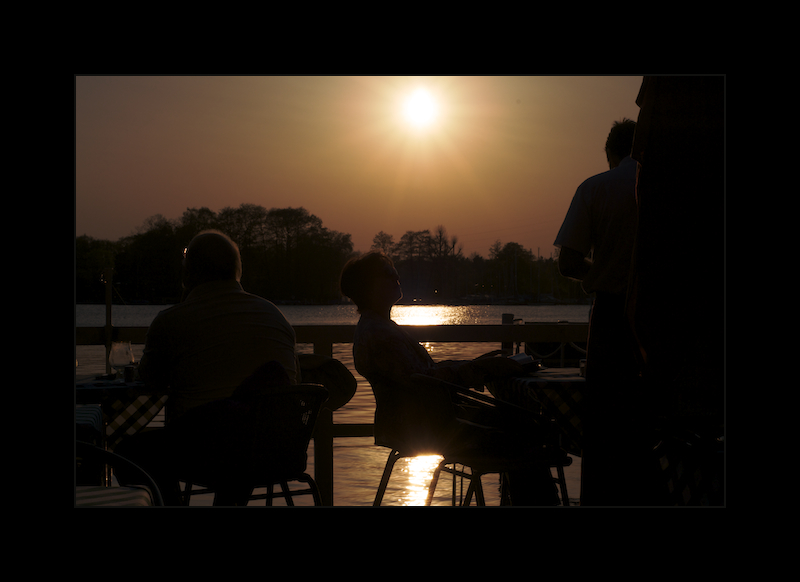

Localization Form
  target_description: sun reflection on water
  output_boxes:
[398,454,445,506]
[390,305,485,359]
[391,305,471,326]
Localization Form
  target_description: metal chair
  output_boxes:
[449,375,574,505]
[374,444,543,506]
[75,440,164,506]
[179,383,329,506]
[76,405,107,485]
[371,374,571,506]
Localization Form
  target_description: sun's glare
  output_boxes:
[403,88,438,129]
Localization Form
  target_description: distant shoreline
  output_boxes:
[76,297,595,308]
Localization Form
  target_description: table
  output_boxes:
[75,377,168,450]
[488,368,585,456]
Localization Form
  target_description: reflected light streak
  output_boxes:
[392,305,447,326]
[390,305,473,358]
[391,305,472,326]
[398,454,445,506]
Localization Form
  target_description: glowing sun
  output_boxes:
[403,88,438,129]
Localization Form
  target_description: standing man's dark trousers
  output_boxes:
[580,292,657,506]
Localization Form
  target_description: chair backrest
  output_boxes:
[298,354,357,411]
[366,373,459,455]
[243,383,329,480]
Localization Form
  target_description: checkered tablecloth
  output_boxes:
[488,369,585,456]
[105,393,169,447]
[76,381,168,448]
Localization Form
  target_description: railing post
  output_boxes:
[313,341,333,358]
[558,320,567,367]
[312,338,334,505]
[501,313,513,353]
[314,408,334,506]
[103,267,114,374]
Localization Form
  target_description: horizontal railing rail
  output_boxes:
[76,323,589,351]
[75,321,589,505]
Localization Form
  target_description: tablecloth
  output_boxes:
[488,368,585,456]
[76,381,168,448]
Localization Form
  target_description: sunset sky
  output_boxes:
[75,75,644,258]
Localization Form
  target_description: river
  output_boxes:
[75,302,590,328]
[75,303,588,506]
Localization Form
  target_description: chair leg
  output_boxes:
[499,473,512,505]
[376,451,493,507]
[213,485,252,506]
[432,463,485,506]
[374,449,402,506]
[279,481,295,506]
[300,474,324,506]
[474,475,485,506]
[556,464,569,506]
[452,463,460,506]
[182,482,193,506]
[428,461,468,506]
[425,459,448,506]
[463,471,485,506]
[243,476,322,506]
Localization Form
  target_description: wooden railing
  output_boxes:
[76,321,589,505]
[75,323,588,356]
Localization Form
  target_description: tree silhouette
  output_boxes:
[75,205,586,305]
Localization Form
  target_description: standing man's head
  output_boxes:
[182,230,242,291]
[605,118,637,169]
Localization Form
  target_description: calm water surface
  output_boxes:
[75,303,589,328]
[76,303,587,506]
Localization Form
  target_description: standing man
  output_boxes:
[554,119,645,505]
[627,76,724,505]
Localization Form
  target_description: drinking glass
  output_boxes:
[108,341,134,378]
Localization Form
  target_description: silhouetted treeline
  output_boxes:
[371,227,584,305]
[75,205,353,304]
[75,204,585,305]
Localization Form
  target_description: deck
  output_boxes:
[76,321,589,506]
